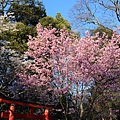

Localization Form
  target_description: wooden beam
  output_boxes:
[0,98,53,110]
[1,112,46,119]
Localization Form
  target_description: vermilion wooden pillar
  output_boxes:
[9,104,15,120]
[44,109,49,120]
[30,107,33,120]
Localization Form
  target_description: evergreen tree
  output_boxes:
[91,25,113,39]
[0,22,37,53]
[8,0,46,26]
[39,13,71,31]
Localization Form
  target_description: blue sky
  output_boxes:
[42,0,76,25]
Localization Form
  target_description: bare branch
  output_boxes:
[85,2,102,26]
[97,0,120,22]
[114,0,120,22]
[69,0,120,32]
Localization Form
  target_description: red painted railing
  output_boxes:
[0,97,53,120]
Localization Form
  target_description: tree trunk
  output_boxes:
[109,107,113,120]
[80,102,83,119]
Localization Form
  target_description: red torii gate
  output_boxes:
[0,96,54,120]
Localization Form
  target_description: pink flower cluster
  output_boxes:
[19,23,120,103]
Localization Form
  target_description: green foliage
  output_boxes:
[0,22,37,53]
[39,16,57,28]
[16,22,25,29]
[39,13,71,31]
[9,0,46,26]
[91,26,113,39]
[55,13,71,30]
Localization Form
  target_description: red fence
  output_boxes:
[0,97,53,120]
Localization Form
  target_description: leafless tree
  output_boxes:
[69,0,120,33]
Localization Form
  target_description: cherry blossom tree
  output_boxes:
[19,24,120,120]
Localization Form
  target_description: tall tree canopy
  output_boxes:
[0,0,12,15]
[0,0,22,15]
[8,0,46,26]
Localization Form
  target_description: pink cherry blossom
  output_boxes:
[18,23,120,119]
